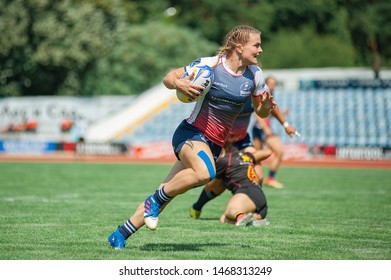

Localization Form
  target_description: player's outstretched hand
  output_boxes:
[285,125,296,138]
[261,91,276,110]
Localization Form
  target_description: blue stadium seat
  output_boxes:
[122,86,391,148]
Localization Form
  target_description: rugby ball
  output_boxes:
[176,65,214,103]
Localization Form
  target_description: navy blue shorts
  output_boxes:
[172,120,222,161]
[252,126,267,142]
[233,133,253,151]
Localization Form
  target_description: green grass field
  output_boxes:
[0,161,390,260]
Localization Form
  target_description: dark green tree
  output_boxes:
[343,0,391,77]
[78,0,171,23]
[168,0,274,44]
[0,0,126,96]
[82,22,218,95]
[168,0,358,68]
[2,0,389,97]
[260,27,356,68]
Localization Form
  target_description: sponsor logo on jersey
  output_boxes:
[247,166,259,183]
[240,82,253,96]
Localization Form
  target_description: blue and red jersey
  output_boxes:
[183,56,267,146]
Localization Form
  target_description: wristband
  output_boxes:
[283,121,290,128]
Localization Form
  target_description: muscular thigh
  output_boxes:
[242,145,255,154]
[205,178,226,195]
[266,135,282,151]
[236,187,267,214]
[161,160,186,185]
[225,193,256,214]
[178,140,216,180]
[253,138,265,150]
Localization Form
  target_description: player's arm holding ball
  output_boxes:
[163,67,203,102]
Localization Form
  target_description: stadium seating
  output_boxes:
[124,101,194,145]
[124,87,391,148]
[2,86,389,149]
[270,87,391,147]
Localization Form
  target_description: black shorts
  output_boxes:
[252,126,267,142]
[235,186,268,218]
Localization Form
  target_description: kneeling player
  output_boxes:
[191,143,271,226]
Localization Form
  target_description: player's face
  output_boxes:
[241,33,262,66]
[266,78,277,93]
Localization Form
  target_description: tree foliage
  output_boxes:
[168,0,275,44]
[343,0,391,77]
[170,0,390,72]
[0,0,389,97]
[261,27,355,69]
[0,0,125,96]
[82,23,218,95]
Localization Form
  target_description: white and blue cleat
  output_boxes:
[144,195,161,230]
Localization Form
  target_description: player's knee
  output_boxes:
[208,169,216,181]
[197,169,215,185]
[265,149,273,158]
[224,209,232,218]
[197,150,216,182]
[275,148,283,158]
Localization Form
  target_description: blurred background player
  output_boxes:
[252,76,298,189]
